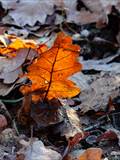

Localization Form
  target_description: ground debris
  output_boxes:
[76,73,120,113]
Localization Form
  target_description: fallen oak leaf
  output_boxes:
[20,32,82,102]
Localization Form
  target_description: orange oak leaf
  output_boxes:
[20,32,82,102]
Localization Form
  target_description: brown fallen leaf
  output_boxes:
[0,77,27,96]
[66,0,120,26]
[77,73,120,113]
[81,0,120,14]
[67,10,103,25]
[80,0,120,26]
[2,0,120,27]
[1,0,55,26]
[0,48,37,83]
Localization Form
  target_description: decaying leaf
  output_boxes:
[0,128,16,144]
[78,0,120,26]
[0,77,27,96]
[0,48,37,83]
[20,32,82,102]
[1,0,55,26]
[31,100,64,128]
[1,0,78,26]
[77,73,120,113]
[70,72,90,91]
[81,0,120,14]
[66,10,103,25]
[57,0,120,26]
[81,52,120,73]
[2,0,120,27]
[61,105,83,139]
[17,139,62,160]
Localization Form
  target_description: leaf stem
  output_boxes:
[0,97,24,103]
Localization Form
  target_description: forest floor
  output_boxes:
[0,1,120,160]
